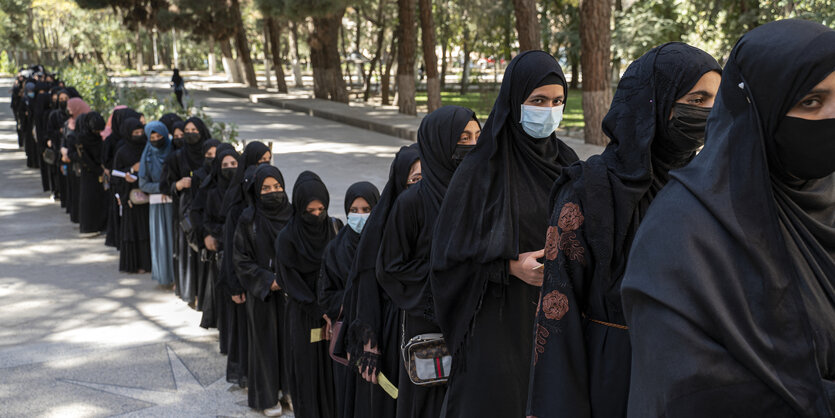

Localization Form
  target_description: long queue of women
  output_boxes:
[9,19,835,418]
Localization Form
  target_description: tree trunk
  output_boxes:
[263,23,273,88]
[309,11,349,103]
[512,0,541,51]
[440,38,448,90]
[135,30,144,74]
[340,23,352,88]
[288,21,304,87]
[208,37,216,75]
[231,0,258,88]
[418,0,441,112]
[220,38,243,83]
[396,0,417,115]
[569,53,580,90]
[382,34,397,106]
[172,28,179,69]
[364,1,388,101]
[460,28,472,94]
[267,17,289,93]
[580,0,612,145]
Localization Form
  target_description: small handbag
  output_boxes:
[42,148,56,165]
[400,315,452,386]
[72,162,83,177]
[329,320,349,366]
[129,189,150,205]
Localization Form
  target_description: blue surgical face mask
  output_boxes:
[520,104,564,139]
[27,92,35,99]
[347,212,370,234]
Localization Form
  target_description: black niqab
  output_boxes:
[622,19,835,417]
[277,171,335,273]
[249,164,293,229]
[183,117,210,170]
[221,141,271,216]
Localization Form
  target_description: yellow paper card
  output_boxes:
[377,372,398,399]
[310,327,325,343]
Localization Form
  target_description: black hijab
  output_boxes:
[344,181,381,215]
[116,117,146,163]
[417,105,478,218]
[183,116,210,170]
[430,50,579,357]
[248,164,293,235]
[221,141,271,216]
[202,143,237,190]
[552,43,720,291]
[78,111,106,159]
[277,171,336,274]
[622,19,835,417]
[159,112,182,133]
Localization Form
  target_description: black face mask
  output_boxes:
[184,132,201,145]
[172,136,184,149]
[130,134,147,144]
[451,144,476,168]
[58,101,67,111]
[261,191,287,208]
[773,116,835,180]
[654,103,711,169]
[204,157,214,170]
[302,211,327,225]
[221,167,236,180]
[150,139,166,149]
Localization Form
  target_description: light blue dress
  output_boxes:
[139,121,175,285]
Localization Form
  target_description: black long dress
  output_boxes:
[429,52,579,418]
[343,144,419,418]
[220,141,271,387]
[63,121,81,224]
[622,20,835,417]
[318,181,380,418]
[203,146,240,348]
[233,165,294,411]
[102,109,142,249]
[112,118,152,273]
[45,105,68,204]
[276,171,341,418]
[191,139,221,314]
[72,112,110,234]
[160,117,210,304]
[33,85,52,191]
[527,43,721,418]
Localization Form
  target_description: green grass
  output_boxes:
[416,88,584,129]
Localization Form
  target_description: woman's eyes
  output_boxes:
[800,97,822,108]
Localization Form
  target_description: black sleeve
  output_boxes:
[233,212,276,301]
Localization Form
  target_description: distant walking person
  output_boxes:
[171,69,185,109]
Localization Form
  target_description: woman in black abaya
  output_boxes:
[317,181,380,418]
[112,117,152,273]
[202,145,240,346]
[377,106,480,418]
[527,43,721,418]
[429,51,579,417]
[103,108,142,249]
[191,138,221,312]
[342,144,420,418]
[276,171,342,418]
[221,141,272,387]
[233,164,294,416]
[73,111,109,234]
[621,20,835,417]
[161,117,209,304]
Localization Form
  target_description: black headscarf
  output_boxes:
[201,143,237,190]
[116,117,146,163]
[277,171,336,275]
[159,112,183,133]
[183,117,210,170]
[78,111,106,163]
[622,19,835,417]
[417,105,478,217]
[344,181,381,215]
[221,141,271,216]
[248,164,293,233]
[430,50,579,357]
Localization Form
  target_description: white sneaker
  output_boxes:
[264,403,283,417]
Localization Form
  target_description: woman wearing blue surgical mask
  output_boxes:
[317,181,380,417]
[429,51,579,418]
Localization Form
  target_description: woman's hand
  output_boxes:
[270,280,280,291]
[322,315,332,341]
[131,162,140,173]
[360,342,381,384]
[231,293,246,304]
[509,249,545,287]
[204,235,218,251]
[176,177,192,191]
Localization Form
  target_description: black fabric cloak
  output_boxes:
[317,181,380,418]
[276,171,341,418]
[429,50,579,418]
[527,43,721,418]
[112,117,152,273]
[220,141,271,387]
[621,19,835,417]
[74,111,108,233]
[377,106,475,418]
[103,108,142,248]
[342,144,419,418]
[233,164,294,410]
[192,138,221,313]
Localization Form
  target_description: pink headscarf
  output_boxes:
[67,98,91,131]
[101,105,127,139]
